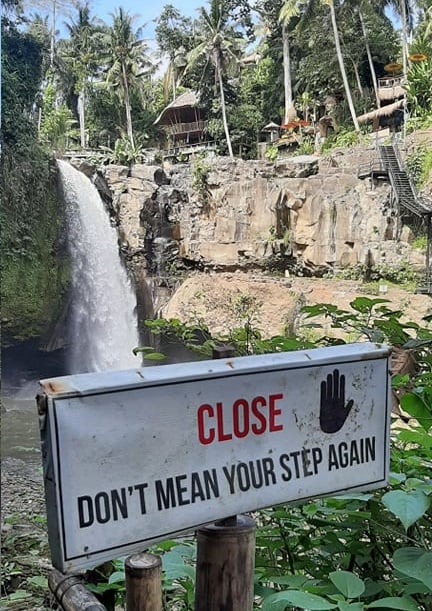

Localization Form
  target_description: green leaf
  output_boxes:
[400,393,431,431]
[333,494,372,502]
[367,596,419,610]
[8,590,33,600]
[330,571,365,598]
[393,547,432,590]
[337,603,365,611]
[397,429,432,448]
[133,346,167,360]
[142,352,167,361]
[27,575,48,589]
[108,571,126,584]
[262,590,337,610]
[350,297,389,313]
[267,575,310,587]
[133,345,157,354]
[382,490,430,529]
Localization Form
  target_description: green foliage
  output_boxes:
[406,146,432,188]
[1,142,68,342]
[321,129,361,153]
[328,262,418,289]
[1,19,44,146]
[295,136,315,156]
[405,58,432,119]
[89,296,432,609]
[109,137,148,165]
[192,154,212,196]
[1,511,52,608]
[39,81,78,150]
[265,145,279,162]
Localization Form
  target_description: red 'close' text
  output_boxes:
[197,394,284,445]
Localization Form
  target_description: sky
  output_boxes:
[25,0,204,42]
[91,0,202,39]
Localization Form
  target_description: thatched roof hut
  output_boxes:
[154,91,200,127]
[154,91,207,150]
[357,99,404,125]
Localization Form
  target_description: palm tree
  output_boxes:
[279,0,301,123]
[356,1,381,106]
[323,0,360,131]
[155,5,192,101]
[102,8,151,147]
[280,0,359,131]
[186,0,243,158]
[62,3,100,148]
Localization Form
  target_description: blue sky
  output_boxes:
[51,0,205,41]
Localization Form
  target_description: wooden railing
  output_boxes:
[378,75,406,89]
[168,120,207,135]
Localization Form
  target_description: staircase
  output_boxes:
[368,143,432,293]
[378,144,431,217]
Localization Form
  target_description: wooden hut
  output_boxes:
[154,91,208,153]
[357,99,405,131]
[357,63,406,132]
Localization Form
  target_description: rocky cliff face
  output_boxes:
[101,145,423,290]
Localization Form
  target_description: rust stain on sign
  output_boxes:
[40,380,69,395]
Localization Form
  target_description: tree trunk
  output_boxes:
[50,0,56,68]
[217,62,234,159]
[122,61,134,147]
[282,24,294,124]
[400,0,408,75]
[328,0,360,132]
[358,6,380,107]
[352,59,363,97]
[78,89,86,149]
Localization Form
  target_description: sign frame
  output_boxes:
[38,342,392,572]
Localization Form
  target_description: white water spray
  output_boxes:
[58,160,140,373]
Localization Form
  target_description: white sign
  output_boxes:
[39,343,391,572]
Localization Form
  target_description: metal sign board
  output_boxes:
[38,343,391,572]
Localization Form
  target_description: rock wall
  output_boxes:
[100,146,423,287]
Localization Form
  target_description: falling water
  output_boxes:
[58,160,140,373]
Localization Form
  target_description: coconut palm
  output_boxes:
[278,0,301,123]
[101,8,152,147]
[280,0,360,131]
[356,1,381,106]
[155,5,192,101]
[324,0,360,131]
[186,0,244,158]
[61,3,101,148]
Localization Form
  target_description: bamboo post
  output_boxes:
[125,552,162,611]
[48,569,107,611]
[194,345,257,611]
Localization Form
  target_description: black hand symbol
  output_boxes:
[320,369,354,434]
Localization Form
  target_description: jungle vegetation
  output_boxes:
[2,0,431,342]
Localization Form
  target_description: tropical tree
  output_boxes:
[324,0,360,131]
[186,0,244,158]
[60,3,101,148]
[280,0,360,131]
[278,0,301,123]
[155,5,192,101]
[101,8,152,147]
[355,1,381,106]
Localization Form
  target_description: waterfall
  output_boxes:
[58,160,140,373]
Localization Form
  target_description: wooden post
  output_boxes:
[194,515,256,611]
[194,345,256,611]
[48,569,107,611]
[125,552,162,611]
